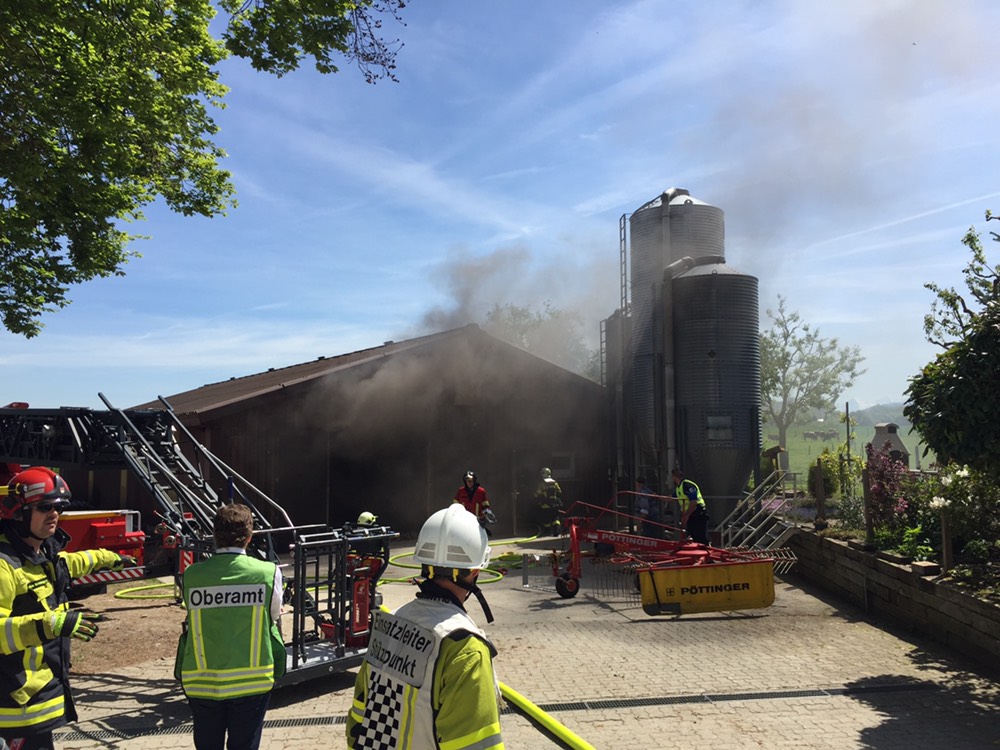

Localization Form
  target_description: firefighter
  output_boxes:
[346,504,503,749]
[0,467,135,749]
[175,503,285,750]
[533,467,563,536]
[452,470,496,533]
[672,468,709,544]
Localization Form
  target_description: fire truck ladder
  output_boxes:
[98,393,295,564]
[0,396,288,564]
[87,395,290,566]
[0,398,399,685]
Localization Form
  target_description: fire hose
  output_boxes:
[499,682,596,750]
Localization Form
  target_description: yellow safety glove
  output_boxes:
[49,611,101,642]
[112,554,139,570]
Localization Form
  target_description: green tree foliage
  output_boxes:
[904,213,1000,477]
[220,0,403,80]
[484,301,599,382]
[760,295,866,447]
[0,0,404,337]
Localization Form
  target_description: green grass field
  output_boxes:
[764,411,931,484]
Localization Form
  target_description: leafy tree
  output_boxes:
[904,213,1000,476]
[760,295,865,447]
[1,0,404,337]
[484,301,599,381]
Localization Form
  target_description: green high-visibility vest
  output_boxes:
[176,552,286,700]
[675,479,706,515]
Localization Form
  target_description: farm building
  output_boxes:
[121,324,610,537]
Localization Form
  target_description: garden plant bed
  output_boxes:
[941,561,1000,606]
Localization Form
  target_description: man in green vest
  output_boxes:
[175,503,286,750]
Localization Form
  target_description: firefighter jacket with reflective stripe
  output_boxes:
[675,479,706,516]
[346,593,504,750]
[0,528,122,735]
[534,478,562,509]
[176,552,286,701]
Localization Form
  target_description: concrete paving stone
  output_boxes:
[51,540,1000,749]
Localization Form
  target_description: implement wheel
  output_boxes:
[555,573,579,599]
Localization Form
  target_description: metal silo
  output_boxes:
[628,189,726,470]
[672,263,760,521]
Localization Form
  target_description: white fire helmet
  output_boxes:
[541,467,552,479]
[413,505,491,571]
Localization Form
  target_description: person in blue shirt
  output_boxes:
[634,476,661,539]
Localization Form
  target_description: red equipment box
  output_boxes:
[59,510,146,565]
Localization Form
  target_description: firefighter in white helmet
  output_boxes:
[0,467,135,749]
[346,504,503,749]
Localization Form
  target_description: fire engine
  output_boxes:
[0,396,397,687]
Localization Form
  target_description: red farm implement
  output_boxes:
[550,499,795,615]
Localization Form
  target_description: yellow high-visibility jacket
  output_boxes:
[0,528,122,735]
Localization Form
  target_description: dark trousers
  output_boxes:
[686,507,710,545]
[0,731,54,750]
[188,692,271,750]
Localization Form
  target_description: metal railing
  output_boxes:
[716,470,802,554]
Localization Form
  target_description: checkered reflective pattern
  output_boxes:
[354,670,404,749]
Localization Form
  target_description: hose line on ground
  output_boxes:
[113,582,178,600]
[388,533,538,571]
[499,682,596,750]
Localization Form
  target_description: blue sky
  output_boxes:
[4,0,1000,411]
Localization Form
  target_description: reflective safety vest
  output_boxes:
[0,530,122,735]
[675,479,706,515]
[347,597,504,749]
[176,552,285,700]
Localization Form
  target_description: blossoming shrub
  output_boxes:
[866,442,912,534]
[918,464,1000,560]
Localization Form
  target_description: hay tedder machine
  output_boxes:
[549,499,796,615]
[0,396,397,687]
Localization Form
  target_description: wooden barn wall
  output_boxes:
[187,335,610,538]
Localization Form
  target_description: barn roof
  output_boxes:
[132,324,598,417]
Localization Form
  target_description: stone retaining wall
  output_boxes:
[786,529,1000,670]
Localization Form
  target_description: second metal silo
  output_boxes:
[672,263,760,522]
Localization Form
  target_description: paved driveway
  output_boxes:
[58,542,1000,749]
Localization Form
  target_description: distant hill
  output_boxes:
[851,402,910,429]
